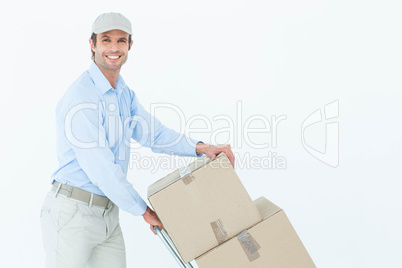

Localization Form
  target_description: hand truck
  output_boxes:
[153,226,194,268]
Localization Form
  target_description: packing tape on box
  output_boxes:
[179,166,196,185]
[179,165,192,178]
[237,230,261,262]
[182,174,196,185]
[210,219,229,244]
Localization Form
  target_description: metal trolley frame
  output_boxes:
[153,226,194,268]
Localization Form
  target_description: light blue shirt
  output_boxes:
[51,62,200,216]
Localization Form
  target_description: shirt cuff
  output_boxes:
[196,141,204,157]
[130,196,148,216]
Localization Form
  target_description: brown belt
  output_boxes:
[52,181,112,208]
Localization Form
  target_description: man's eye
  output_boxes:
[102,39,110,42]
[118,40,127,43]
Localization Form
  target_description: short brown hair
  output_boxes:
[90,32,132,60]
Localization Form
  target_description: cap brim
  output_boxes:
[93,25,132,35]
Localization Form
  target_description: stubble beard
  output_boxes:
[95,53,128,73]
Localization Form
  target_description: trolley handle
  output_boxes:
[153,226,194,268]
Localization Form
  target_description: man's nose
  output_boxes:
[109,42,119,51]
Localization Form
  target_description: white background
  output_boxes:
[1,0,401,267]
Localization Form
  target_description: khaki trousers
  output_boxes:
[40,190,126,268]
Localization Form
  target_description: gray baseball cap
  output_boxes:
[92,12,132,35]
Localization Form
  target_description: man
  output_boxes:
[40,12,234,268]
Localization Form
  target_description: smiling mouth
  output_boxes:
[106,55,121,60]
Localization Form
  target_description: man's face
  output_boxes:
[90,29,132,72]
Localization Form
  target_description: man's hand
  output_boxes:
[142,206,163,235]
[196,143,235,168]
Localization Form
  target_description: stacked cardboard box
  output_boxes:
[148,153,262,263]
[196,197,316,267]
[147,153,315,267]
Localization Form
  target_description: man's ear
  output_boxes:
[129,40,134,51]
[89,38,95,52]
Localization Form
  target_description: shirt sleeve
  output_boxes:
[130,93,202,157]
[63,96,147,216]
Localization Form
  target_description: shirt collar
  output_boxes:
[88,61,126,95]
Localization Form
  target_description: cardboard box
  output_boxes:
[196,197,316,268]
[148,153,262,263]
